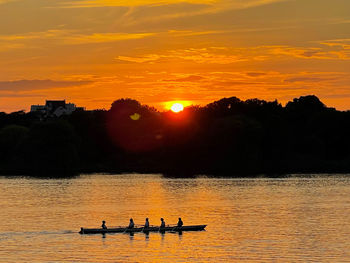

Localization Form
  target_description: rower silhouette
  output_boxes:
[128,218,135,229]
[144,218,150,228]
[160,218,165,228]
[101,220,107,229]
[177,217,183,227]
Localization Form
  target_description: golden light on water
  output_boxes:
[2,175,350,261]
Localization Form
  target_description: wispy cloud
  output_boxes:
[116,47,248,64]
[59,0,291,30]
[321,39,350,48]
[168,29,227,37]
[163,75,205,82]
[64,32,156,44]
[267,45,350,60]
[0,43,25,52]
[57,0,214,8]
[0,29,156,46]
[115,42,350,66]
[0,0,17,4]
[117,54,161,63]
[54,0,287,9]
[0,79,92,91]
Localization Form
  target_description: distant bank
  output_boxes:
[1,95,350,177]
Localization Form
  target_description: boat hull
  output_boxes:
[79,225,206,234]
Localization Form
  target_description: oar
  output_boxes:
[169,225,179,233]
[123,225,133,233]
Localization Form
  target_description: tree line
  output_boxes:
[1,95,350,177]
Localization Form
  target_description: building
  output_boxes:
[30,105,46,113]
[30,100,84,117]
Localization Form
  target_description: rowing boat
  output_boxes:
[79,225,206,234]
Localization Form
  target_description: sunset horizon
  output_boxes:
[2,1,350,261]
[1,93,346,114]
[1,0,350,112]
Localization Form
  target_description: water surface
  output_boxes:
[1,174,350,262]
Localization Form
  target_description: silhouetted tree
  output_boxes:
[1,95,350,177]
[286,95,326,114]
[17,120,80,175]
[0,125,29,164]
[107,99,162,153]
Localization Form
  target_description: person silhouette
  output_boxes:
[160,218,165,228]
[128,218,135,229]
[177,217,183,227]
[144,218,150,228]
[101,220,107,229]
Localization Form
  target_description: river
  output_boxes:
[1,174,350,262]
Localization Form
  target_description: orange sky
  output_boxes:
[0,0,350,112]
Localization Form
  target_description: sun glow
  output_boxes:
[164,101,192,112]
[170,103,184,113]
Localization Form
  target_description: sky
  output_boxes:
[0,0,350,112]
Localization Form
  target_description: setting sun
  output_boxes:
[170,103,184,113]
[164,101,192,112]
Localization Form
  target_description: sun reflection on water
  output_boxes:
[1,175,350,262]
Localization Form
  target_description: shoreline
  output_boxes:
[1,168,350,178]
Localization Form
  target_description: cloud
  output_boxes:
[117,54,161,63]
[322,93,350,99]
[246,72,267,77]
[0,43,25,52]
[55,0,215,8]
[117,47,248,64]
[64,32,156,44]
[284,77,334,83]
[44,0,290,29]
[0,0,17,4]
[54,0,287,9]
[163,75,205,82]
[267,42,350,60]
[321,39,350,49]
[0,92,44,98]
[115,42,350,68]
[168,30,227,37]
[0,29,156,46]
[0,79,92,91]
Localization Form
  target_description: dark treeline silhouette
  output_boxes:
[1,95,350,177]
